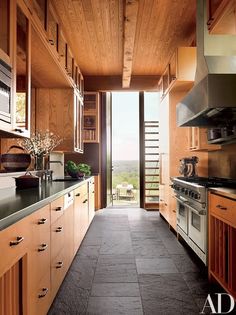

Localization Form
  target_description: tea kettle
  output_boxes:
[179,156,199,177]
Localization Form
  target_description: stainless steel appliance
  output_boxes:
[177,0,236,128]
[172,176,236,265]
[0,59,12,124]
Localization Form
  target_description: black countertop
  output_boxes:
[0,178,91,231]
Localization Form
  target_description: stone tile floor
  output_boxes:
[48,208,226,315]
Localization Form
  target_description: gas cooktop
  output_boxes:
[175,176,236,188]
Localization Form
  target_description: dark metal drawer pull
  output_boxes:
[216,205,227,210]
[56,261,64,269]
[92,191,95,194]
[76,193,81,197]
[10,236,24,246]
[38,218,47,225]
[38,287,49,298]
[55,227,63,232]
[38,243,48,252]
[55,206,62,211]
[83,199,88,204]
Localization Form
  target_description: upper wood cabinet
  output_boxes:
[0,0,14,66]
[38,88,83,153]
[15,3,31,137]
[83,92,100,143]
[158,47,196,99]
[188,127,221,151]
[207,0,235,34]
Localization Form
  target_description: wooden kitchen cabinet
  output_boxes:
[83,92,100,143]
[28,205,51,315]
[0,214,31,315]
[189,127,221,151]
[158,47,196,100]
[207,0,235,34]
[88,177,95,224]
[208,190,236,299]
[38,88,83,152]
[0,0,14,66]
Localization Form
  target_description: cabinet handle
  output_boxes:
[173,210,176,213]
[48,39,54,45]
[56,261,64,269]
[55,226,63,232]
[55,206,62,211]
[92,191,95,194]
[83,199,88,204]
[10,236,24,246]
[38,218,47,225]
[38,243,48,252]
[38,288,49,298]
[14,128,24,133]
[75,193,81,197]
[216,204,227,210]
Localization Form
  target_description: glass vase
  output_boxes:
[34,154,44,170]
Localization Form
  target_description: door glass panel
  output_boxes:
[191,212,201,231]
[0,0,10,55]
[112,92,139,207]
[16,6,29,130]
[179,203,186,217]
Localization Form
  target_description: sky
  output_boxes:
[111,92,159,161]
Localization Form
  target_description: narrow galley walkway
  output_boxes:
[48,208,216,315]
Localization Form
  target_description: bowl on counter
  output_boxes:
[14,172,40,189]
[1,145,31,172]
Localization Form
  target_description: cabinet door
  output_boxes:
[15,4,31,137]
[83,92,100,143]
[0,0,12,65]
[64,204,74,269]
[80,195,89,240]
[207,0,231,32]
[74,92,84,153]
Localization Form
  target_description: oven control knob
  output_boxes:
[184,189,188,195]
[190,191,195,198]
[194,193,199,200]
[181,187,185,193]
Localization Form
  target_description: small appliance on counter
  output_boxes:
[179,156,198,177]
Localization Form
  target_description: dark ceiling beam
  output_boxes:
[84,75,160,92]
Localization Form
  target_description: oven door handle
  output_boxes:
[175,196,206,216]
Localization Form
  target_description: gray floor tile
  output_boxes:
[86,297,143,315]
[171,254,200,273]
[77,245,101,259]
[91,283,140,297]
[94,261,138,283]
[133,242,170,258]
[136,258,178,274]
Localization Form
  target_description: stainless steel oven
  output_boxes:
[172,177,208,264]
[0,59,12,124]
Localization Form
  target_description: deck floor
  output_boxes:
[48,208,223,315]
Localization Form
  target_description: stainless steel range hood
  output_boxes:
[177,0,236,127]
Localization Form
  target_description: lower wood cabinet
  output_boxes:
[0,178,95,315]
[208,190,236,299]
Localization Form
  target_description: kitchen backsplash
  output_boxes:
[208,143,236,179]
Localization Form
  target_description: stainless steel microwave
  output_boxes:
[0,59,12,124]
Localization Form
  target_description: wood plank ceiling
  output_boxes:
[53,0,196,90]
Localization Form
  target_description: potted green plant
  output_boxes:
[77,163,91,176]
[65,161,91,178]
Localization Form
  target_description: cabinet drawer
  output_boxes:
[209,192,236,226]
[29,271,51,315]
[51,249,66,299]
[29,205,51,287]
[51,196,64,223]
[0,216,30,276]
[51,215,65,259]
[74,183,88,199]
